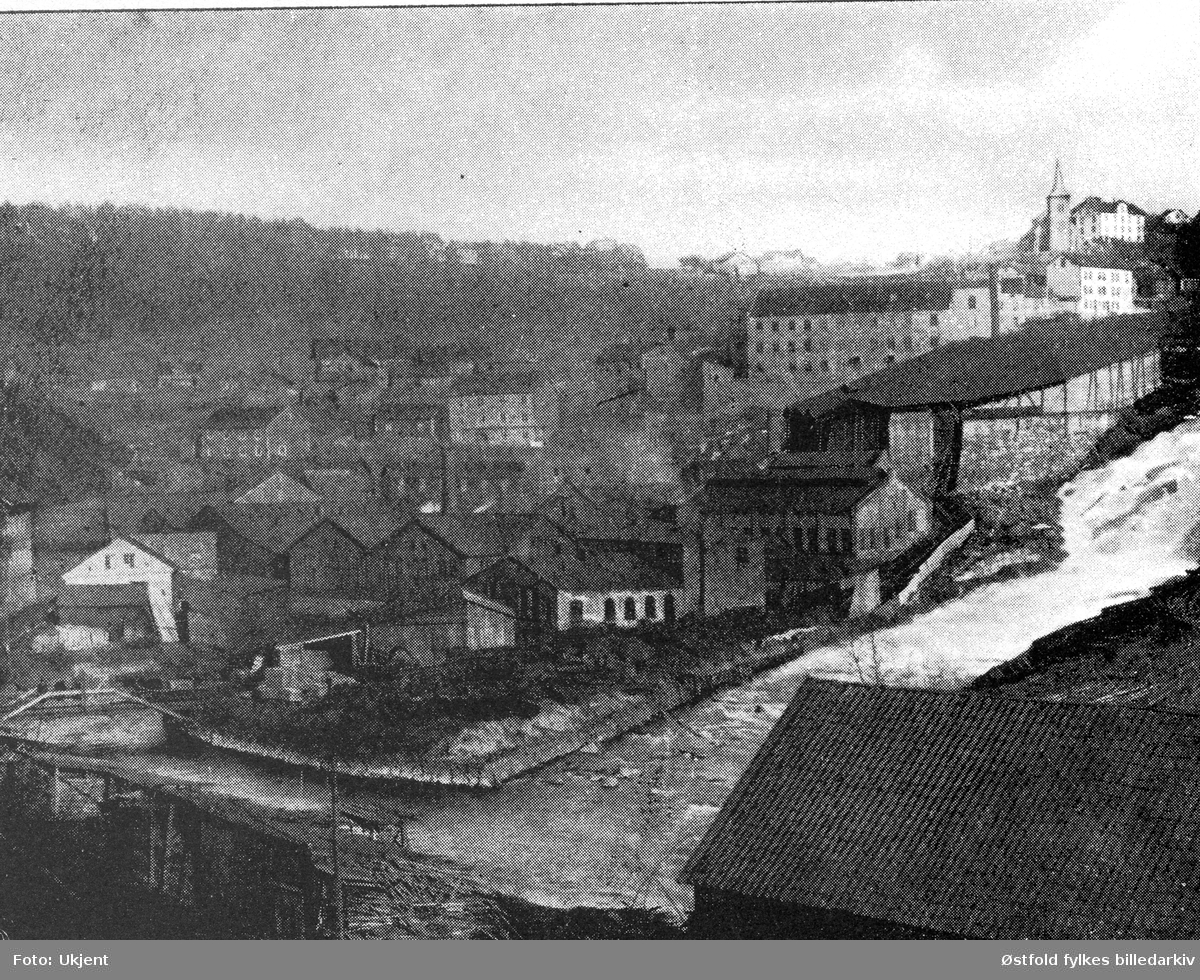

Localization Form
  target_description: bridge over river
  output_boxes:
[0,687,192,752]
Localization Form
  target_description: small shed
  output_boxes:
[375,589,516,666]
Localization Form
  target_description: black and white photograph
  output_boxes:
[0,0,1198,953]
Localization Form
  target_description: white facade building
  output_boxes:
[1070,198,1147,248]
[62,537,179,642]
[1045,256,1137,320]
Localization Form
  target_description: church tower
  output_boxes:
[1044,159,1071,253]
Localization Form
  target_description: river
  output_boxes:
[47,420,1200,913]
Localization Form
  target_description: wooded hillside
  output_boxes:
[0,201,751,381]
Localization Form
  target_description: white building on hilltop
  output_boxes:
[1070,197,1147,248]
[1021,161,1147,256]
[1045,255,1137,320]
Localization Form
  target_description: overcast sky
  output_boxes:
[0,1,1194,266]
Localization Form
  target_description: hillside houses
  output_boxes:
[1044,254,1137,319]
[197,406,314,463]
[445,370,558,447]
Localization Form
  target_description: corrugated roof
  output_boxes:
[842,315,1160,409]
[680,679,1200,939]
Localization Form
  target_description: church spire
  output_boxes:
[1048,159,1068,198]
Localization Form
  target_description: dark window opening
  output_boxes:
[624,597,638,621]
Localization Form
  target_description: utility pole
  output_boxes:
[328,761,345,940]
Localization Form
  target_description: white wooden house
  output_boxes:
[60,534,215,643]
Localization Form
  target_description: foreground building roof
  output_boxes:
[680,679,1200,940]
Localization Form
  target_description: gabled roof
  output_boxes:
[200,406,287,432]
[680,679,1200,940]
[233,469,323,504]
[528,545,681,593]
[1049,252,1138,272]
[193,503,323,555]
[700,473,888,515]
[285,516,370,554]
[61,534,181,573]
[398,587,517,621]
[129,533,218,573]
[393,512,561,559]
[1070,195,1148,218]
[322,506,405,550]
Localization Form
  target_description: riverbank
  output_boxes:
[151,506,1049,786]
[168,636,826,787]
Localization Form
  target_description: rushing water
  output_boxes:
[58,420,1200,912]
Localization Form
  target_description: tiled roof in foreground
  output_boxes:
[680,679,1200,940]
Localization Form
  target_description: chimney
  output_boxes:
[440,444,451,514]
[988,263,1001,338]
